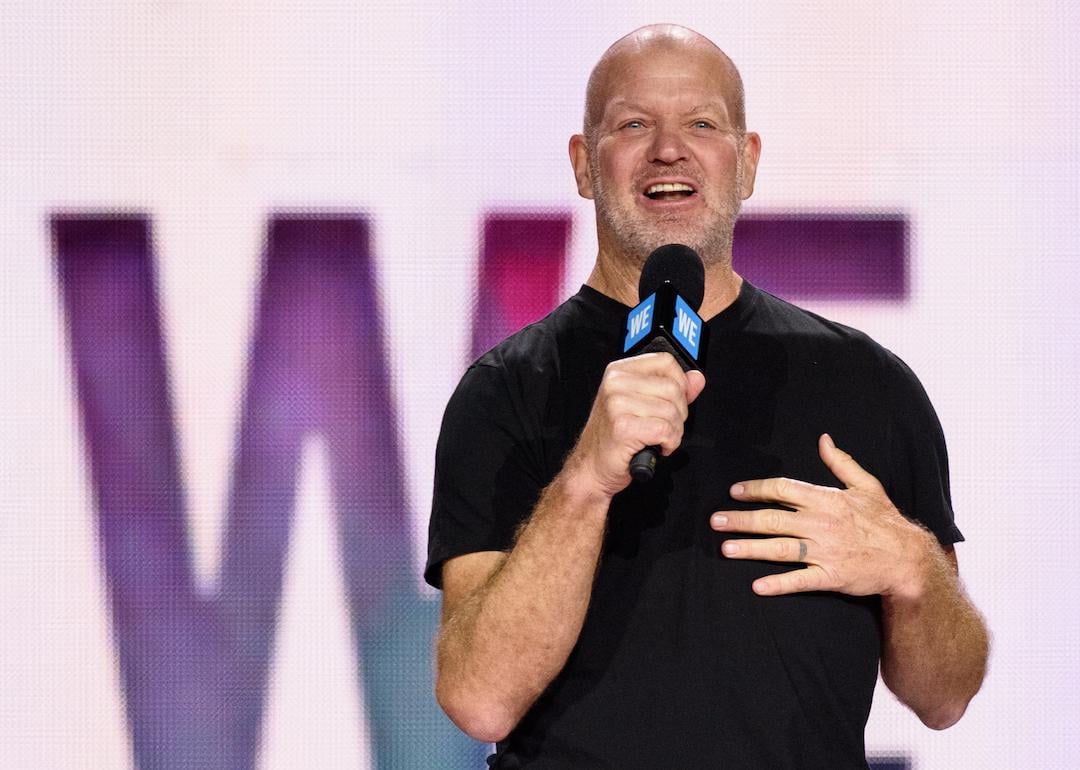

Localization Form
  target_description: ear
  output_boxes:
[569,134,594,199]
[739,132,762,200]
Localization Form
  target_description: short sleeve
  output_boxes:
[881,353,964,546]
[424,361,547,589]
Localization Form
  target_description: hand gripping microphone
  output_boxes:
[622,244,707,482]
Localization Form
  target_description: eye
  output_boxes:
[691,120,716,130]
[621,120,646,130]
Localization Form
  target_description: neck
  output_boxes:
[585,249,744,320]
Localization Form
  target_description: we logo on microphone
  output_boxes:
[624,293,656,350]
[672,295,701,359]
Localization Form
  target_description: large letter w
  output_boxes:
[53,214,485,769]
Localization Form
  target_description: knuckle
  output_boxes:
[819,567,840,589]
[611,412,635,437]
[766,509,785,534]
[822,486,842,501]
[660,354,682,376]
[597,374,622,401]
[601,360,624,383]
[661,423,684,453]
[603,395,627,422]
[665,382,691,412]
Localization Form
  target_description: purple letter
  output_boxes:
[54,213,483,768]
[734,213,908,300]
[470,212,571,358]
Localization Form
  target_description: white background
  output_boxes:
[2,2,1078,767]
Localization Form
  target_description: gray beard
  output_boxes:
[590,168,743,270]
[595,195,738,269]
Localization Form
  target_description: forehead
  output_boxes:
[597,48,734,121]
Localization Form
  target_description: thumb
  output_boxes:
[685,370,707,404]
[819,433,882,491]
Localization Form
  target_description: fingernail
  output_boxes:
[823,433,835,449]
[722,541,739,555]
[711,514,727,528]
[730,483,744,497]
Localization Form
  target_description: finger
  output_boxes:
[652,415,686,456]
[752,565,828,596]
[610,412,685,457]
[606,391,688,429]
[728,476,818,507]
[721,537,809,563]
[609,362,691,406]
[710,508,803,537]
[624,351,692,379]
[818,433,883,492]
[605,367,691,412]
[685,369,707,404]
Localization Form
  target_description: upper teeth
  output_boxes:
[646,183,694,194]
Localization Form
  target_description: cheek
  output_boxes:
[597,155,630,186]
[596,142,640,184]
[694,139,739,169]
[704,158,741,196]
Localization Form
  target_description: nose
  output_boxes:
[647,123,689,164]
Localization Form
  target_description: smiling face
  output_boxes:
[571,32,760,271]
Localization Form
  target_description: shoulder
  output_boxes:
[749,286,901,365]
[745,285,937,413]
[473,310,563,378]
[466,290,616,395]
[458,301,570,405]
[477,290,605,365]
[442,295,589,428]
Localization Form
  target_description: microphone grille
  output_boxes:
[638,244,705,311]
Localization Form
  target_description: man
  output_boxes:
[426,24,988,768]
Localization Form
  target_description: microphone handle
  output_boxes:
[628,336,694,483]
[630,446,660,482]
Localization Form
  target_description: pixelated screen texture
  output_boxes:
[2,2,1078,768]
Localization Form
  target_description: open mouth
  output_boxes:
[644,182,696,201]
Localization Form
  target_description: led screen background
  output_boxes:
[2,2,1077,767]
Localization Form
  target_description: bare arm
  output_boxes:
[436,461,610,742]
[711,434,989,729]
[879,545,989,728]
[435,354,706,742]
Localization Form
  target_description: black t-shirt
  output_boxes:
[426,281,962,769]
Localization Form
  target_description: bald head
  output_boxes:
[583,25,746,146]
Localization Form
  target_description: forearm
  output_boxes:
[436,454,611,741]
[881,537,989,729]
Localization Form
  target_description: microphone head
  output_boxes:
[638,244,705,311]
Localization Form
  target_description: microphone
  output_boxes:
[622,244,707,482]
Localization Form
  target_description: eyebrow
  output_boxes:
[604,100,650,115]
[605,100,731,119]
[686,102,729,116]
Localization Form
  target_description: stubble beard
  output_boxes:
[591,152,745,270]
